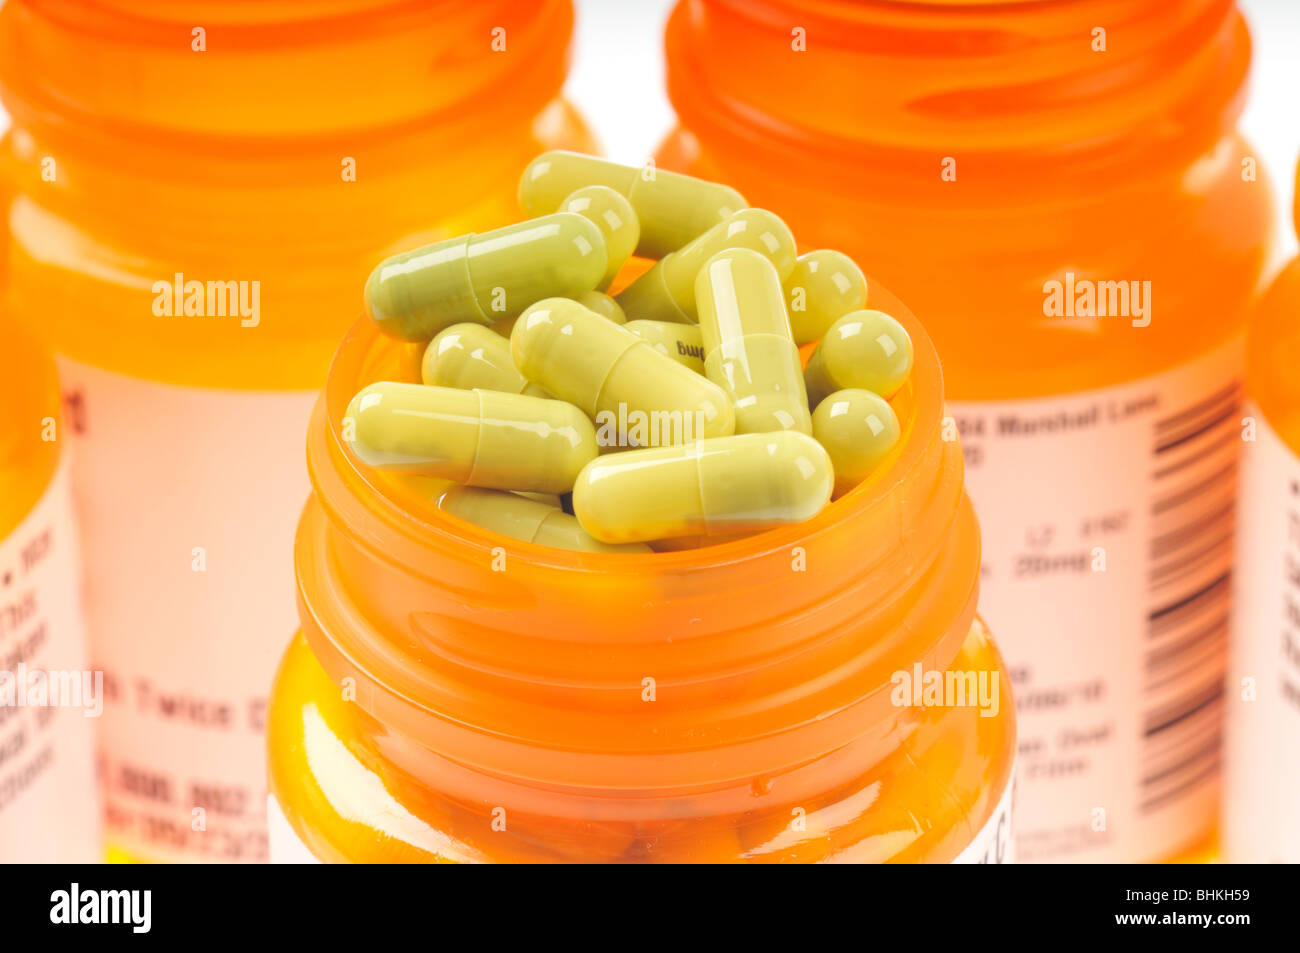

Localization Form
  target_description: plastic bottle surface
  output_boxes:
[264,274,1018,864]
[0,0,596,862]
[658,0,1273,862]
[1224,164,1300,863]
[0,319,99,862]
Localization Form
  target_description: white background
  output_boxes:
[567,0,1300,270]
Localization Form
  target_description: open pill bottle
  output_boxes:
[0,0,595,862]
[658,0,1273,862]
[266,281,1017,864]
[0,318,98,861]
[1225,161,1300,863]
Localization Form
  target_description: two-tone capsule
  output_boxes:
[365,212,607,341]
[624,320,705,373]
[437,486,651,554]
[423,323,547,396]
[345,382,596,493]
[614,209,797,323]
[784,250,868,345]
[560,186,640,290]
[512,297,734,448]
[518,151,746,258]
[811,389,900,494]
[803,310,914,407]
[696,248,811,435]
[573,431,834,544]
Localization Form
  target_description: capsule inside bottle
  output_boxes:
[615,209,797,323]
[519,151,747,258]
[811,388,901,494]
[345,382,597,494]
[572,431,834,543]
[365,212,607,342]
[560,185,640,290]
[696,248,811,435]
[624,320,706,373]
[436,485,651,553]
[423,323,548,396]
[804,309,914,407]
[512,297,734,448]
[784,250,868,346]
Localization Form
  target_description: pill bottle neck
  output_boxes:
[0,0,592,388]
[0,0,575,142]
[296,285,982,809]
[665,0,1252,198]
[0,0,579,250]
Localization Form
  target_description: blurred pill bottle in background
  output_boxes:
[1225,160,1300,863]
[264,287,1017,864]
[657,0,1274,862]
[0,316,99,861]
[0,0,595,862]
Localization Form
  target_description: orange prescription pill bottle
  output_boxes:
[1225,163,1300,863]
[658,0,1273,862]
[0,317,99,861]
[265,286,1018,864]
[0,0,595,862]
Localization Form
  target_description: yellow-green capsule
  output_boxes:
[518,151,747,258]
[573,431,834,544]
[560,186,640,290]
[403,474,562,509]
[811,389,901,493]
[423,323,548,396]
[576,290,627,324]
[402,474,563,509]
[345,382,596,494]
[803,310,914,407]
[614,209,796,323]
[784,250,869,345]
[512,297,734,448]
[696,248,811,435]
[624,320,705,373]
[365,212,607,342]
[436,486,651,554]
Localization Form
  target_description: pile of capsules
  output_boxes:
[346,152,913,553]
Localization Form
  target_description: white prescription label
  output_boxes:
[0,460,100,861]
[1224,404,1300,862]
[59,358,315,863]
[267,794,322,864]
[952,769,1016,864]
[949,340,1242,862]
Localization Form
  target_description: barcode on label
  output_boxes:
[1140,381,1239,814]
